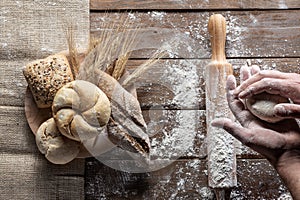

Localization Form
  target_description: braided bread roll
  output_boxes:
[52,80,111,141]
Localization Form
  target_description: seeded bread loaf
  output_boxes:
[23,54,74,108]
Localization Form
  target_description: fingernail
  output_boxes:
[239,91,248,98]
[274,105,287,116]
[211,120,223,128]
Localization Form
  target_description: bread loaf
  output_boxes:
[23,54,74,108]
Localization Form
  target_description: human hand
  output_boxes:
[235,66,300,118]
[211,65,300,199]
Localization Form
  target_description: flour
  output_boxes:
[278,0,288,9]
[225,13,249,57]
[128,13,136,20]
[149,11,166,21]
[144,31,206,166]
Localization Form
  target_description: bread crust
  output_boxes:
[23,54,74,108]
[36,118,80,164]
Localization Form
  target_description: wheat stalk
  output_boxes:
[64,22,80,79]
[121,50,167,88]
[77,14,139,83]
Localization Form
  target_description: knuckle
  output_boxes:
[257,71,267,78]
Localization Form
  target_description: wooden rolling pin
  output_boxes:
[205,14,237,192]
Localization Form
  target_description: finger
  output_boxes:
[226,75,257,125]
[226,76,243,112]
[274,103,300,118]
[240,65,251,83]
[212,119,287,151]
[238,79,291,99]
[249,65,260,75]
[226,75,237,91]
[234,70,289,95]
[211,118,250,144]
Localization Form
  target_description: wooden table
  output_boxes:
[1,0,300,199]
[87,1,300,199]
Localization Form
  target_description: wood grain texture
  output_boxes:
[90,10,300,58]
[4,58,299,108]
[87,2,300,199]
[0,103,259,162]
[85,158,290,199]
[90,0,300,10]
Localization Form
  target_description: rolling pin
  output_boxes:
[205,14,237,192]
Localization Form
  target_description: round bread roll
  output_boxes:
[245,92,289,123]
[36,118,80,164]
[52,80,111,141]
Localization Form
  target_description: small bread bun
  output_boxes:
[245,92,289,123]
[36,118,80,164]
[52,80,111,141]
[23,54,74,108]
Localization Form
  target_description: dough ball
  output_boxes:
[245,92,289,123]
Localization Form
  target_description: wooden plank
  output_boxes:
[90,0,300,10]
[0,153,84,200]
[0,104,206,158]
[2,58,300,108]
[0,104,261,163]
[0,103,262,162]
[85,158,291,199]
[90,10,300,58]
[129,58,300,109]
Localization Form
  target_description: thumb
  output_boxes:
[211,118,249,144]
[274,103,300,118]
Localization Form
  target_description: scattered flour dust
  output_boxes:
[278,0,288,9]
[150,59,201,159]
[148,11,166,21]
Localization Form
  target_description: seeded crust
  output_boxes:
[23,54,74,108]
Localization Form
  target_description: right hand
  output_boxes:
[234,66,300,118]
[212,65,300,199]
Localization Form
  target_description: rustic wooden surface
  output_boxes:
[1,0,300,199]
[86,1,300,199]
[0,0,89,199]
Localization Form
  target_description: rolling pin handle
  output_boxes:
[208,14,227,62]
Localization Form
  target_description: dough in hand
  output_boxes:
[245,92,289,123]
[36,118,80,164]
